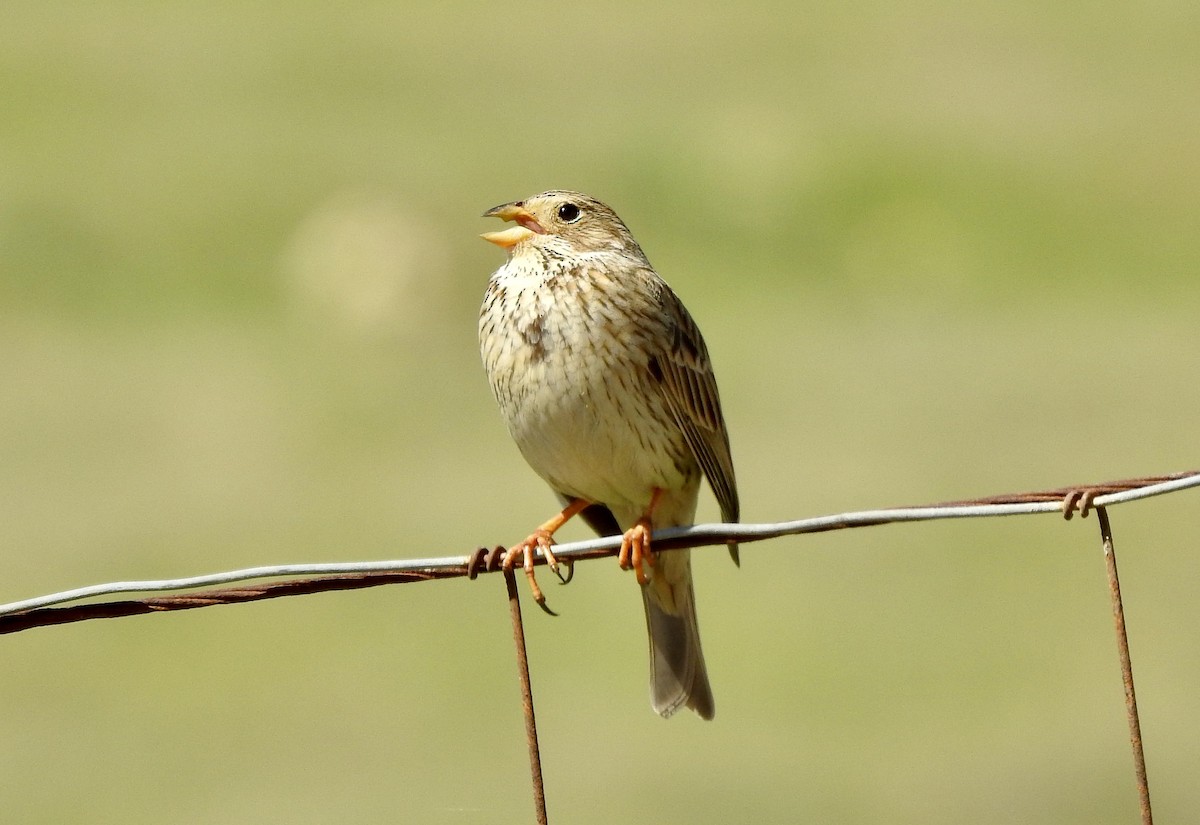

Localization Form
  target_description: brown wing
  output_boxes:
[649,283,740,558]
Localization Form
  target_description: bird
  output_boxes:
[478,190,739,720]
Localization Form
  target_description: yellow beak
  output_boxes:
[481,202,545,248]
[481,225,535,248]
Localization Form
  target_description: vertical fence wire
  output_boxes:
[504,568,549,824]
[1097,508,1152,825]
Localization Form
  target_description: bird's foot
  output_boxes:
[618,518,656,586]
[503,530,562,615]
[483,498,590,616]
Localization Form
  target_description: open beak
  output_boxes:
[481,202,546,248]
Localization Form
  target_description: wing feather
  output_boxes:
[650,284,740,555]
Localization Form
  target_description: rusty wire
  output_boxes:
[503,568,549,825]
[0,470,1196,635]
[1097,508,1154,825]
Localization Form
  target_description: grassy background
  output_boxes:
[2,2,1198,823]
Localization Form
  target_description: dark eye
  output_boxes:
[557,202,581,223]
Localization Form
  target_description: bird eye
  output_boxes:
[557,202,581,223]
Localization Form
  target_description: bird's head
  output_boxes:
[481,191,642,257]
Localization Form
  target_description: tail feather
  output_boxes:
[560,494,717,719]
[641,549,714,720]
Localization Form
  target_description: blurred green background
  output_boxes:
[2,2,1198,823]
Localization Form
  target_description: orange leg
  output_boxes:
[503,497,590,613]
[618,488,664,586]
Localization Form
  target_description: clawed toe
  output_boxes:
[619,521,655,586]
[502,531,560,616]
[490,497,591,613]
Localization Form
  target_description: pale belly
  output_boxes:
[481,276,700,527]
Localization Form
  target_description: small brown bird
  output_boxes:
[478,191,739,720]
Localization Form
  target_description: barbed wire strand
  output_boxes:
[0,471,1196,632]
[1097,508,1153,825]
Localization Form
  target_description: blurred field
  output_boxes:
[2,3,1198,823]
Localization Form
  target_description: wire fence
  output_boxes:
[2,470,1195,629]
[3,468,1197,824]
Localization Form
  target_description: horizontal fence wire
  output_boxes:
[0,470,1197,635]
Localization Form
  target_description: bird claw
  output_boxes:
[502,530,561,616]
[619,520,655,586]
[552,559,574,585]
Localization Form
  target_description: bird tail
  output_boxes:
[641,549,715,720]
